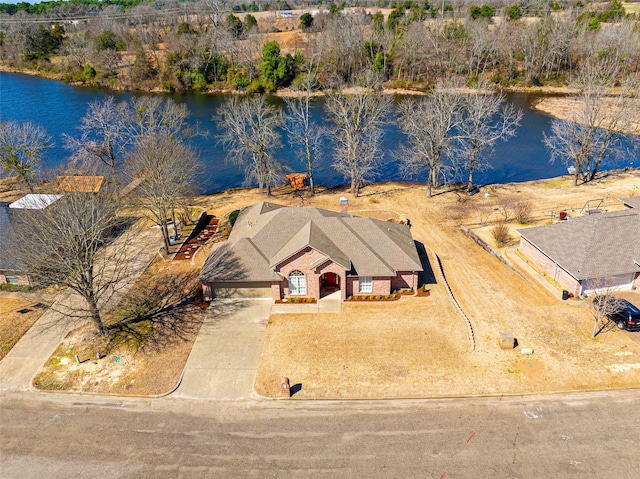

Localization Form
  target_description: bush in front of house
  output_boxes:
[228,210,240,227]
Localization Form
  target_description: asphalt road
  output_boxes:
[2,390,640,478]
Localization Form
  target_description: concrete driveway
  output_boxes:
[172,299,272,400]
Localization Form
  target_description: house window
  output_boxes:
[4,274,18,285]
[288,270,306,295]
[359,276,372,293]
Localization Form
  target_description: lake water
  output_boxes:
[1,72,636,193]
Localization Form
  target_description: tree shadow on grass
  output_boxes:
[104,268,205,353]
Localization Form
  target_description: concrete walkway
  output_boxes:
[270,290,342,314]
[0,225,162,392]
[172,299,272,400]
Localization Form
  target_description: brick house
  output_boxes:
[199,202,423,301]
[517,205,640,297]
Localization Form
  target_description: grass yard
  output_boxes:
[253,171,640,398]
[256,293,471,398]
[11,168,640,398]
[0,298,50,360]
[33,259,206,396]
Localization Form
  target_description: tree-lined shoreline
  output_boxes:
[1,1,638,94]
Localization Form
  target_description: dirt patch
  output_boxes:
[33,260,206,396]
[0,297,50,360]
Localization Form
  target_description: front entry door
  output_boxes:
[321,273,340,297]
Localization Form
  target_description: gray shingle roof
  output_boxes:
[269,220,351,270]
[0,202,29,272]
[200,237,282,282]
[620,197,640,209]
[518,209,640,280]
[199,202,423,283]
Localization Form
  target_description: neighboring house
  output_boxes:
[8,194,63,210]
[1,194,65,285]
[199,202,423,301]
[517,206,640,297]
[0,202,31,285]
[57,175,104,193]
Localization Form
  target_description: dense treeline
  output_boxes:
[0,0,148,16]
[0,0,638,92]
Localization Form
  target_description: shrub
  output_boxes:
[505,4,521,21]
[492,223,513,246]
[0,283,34,292]
[300,12,314,31]
[247,79,267,93]
[231,74,250,89]
[83,64,96,79]
[228,210,240,226]
[513,199,533,224]
[499,197,533,224]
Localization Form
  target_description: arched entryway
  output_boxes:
[320,272,340,297]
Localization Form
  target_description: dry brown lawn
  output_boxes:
[218,171,640,398]
[8,169,640,398]
[33,259,206,396]
[0,297,50,360]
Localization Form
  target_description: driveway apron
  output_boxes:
[173,299,272,400]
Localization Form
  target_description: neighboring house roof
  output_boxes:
[518,209,640,281]
[200,202,423,283]
[0,202,29,272]
[57,175,104,193]
[620,197,640,209]
[9,194,63,210]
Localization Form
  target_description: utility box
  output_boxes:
[498,332,515,350]
[340,197,348,215]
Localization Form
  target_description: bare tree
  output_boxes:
[543,62,638,186]
[61,30,90,71]
[397,85,462,197]
[456,82,522,191]
[127,133,199,252]
[317,13,368,86]
[590,284,625,339]
[216,96,285,196]
[127,96,194,142]
[0,120,51,191]
[12,185,140,336]
[326,75,392,197]
[202,0,230,28]
[284,47,323,195]
[65,96,193,178]
[64,96,131,176]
